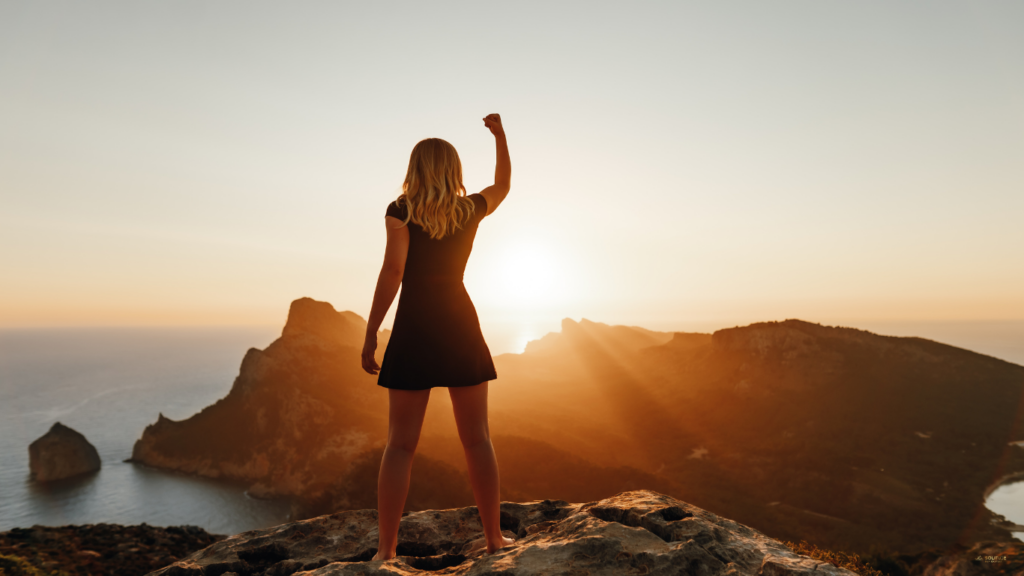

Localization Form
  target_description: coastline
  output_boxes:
[983,464,1024,533]
[983,469,1024,502]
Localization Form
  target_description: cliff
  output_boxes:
[632,320,1024,553]
[129,299,1024,559]
[129,298,390,501]
[490,317,1024,555]
[147,490,860,576]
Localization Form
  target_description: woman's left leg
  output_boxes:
[373,387,432,562]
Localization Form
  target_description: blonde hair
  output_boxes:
[394,138,476,240]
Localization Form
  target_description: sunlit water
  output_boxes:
[1,320,1021,536]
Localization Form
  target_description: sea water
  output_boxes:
[0,327,289,535]
[1,321,1022,536]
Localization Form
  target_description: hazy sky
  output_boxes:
[2,1,1022,335]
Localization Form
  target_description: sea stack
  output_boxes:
[29,422,102,482]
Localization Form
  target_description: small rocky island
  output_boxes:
[28,422,101,482]
[147,490,859,576]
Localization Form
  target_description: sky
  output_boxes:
[2,1,1022,348]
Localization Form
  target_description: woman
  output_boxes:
[361,113,514,561]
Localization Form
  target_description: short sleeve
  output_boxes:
[386,199,407,220]
[469,193,488,221]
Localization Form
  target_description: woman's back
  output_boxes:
[377,189,496,391]
[385,193,490,283]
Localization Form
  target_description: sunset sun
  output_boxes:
[484,241,563,308]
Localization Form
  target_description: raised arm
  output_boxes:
[478,113,510,216]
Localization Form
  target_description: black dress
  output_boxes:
[376,193,498,390]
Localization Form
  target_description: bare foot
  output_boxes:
[485,535,516,554]
[371,550,396,561]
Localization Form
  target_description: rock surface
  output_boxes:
[28,422,101,482]
[0,523,223,576]
[148,490,857,576]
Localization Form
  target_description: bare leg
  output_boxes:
[373,388,431,562]
[449,381,516,553]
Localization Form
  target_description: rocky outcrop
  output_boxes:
[0,523,223,576]
[28,422,101,482]
[148,490,858,576]
[128,298,391,502]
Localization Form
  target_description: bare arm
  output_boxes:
[362,215,409,374]
[479,113,510,216]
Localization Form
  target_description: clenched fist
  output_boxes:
[482,113,504,137]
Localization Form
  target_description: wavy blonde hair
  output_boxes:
[394,138,476,240]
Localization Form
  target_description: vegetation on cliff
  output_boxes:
[0,524,222,576]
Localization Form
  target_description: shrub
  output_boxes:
[782,540,886,576]
[0,554,47,576]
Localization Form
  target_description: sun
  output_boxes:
[469,240,568,310]
[499,245,557,301]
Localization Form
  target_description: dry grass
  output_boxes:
[781,540,887,576]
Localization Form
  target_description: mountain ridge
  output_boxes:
[128,297,1024,560]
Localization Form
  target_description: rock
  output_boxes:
[28,422,101,482]
[280,297,367,349]
[147,489,857,576]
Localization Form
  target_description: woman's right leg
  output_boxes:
[448,381,515,553]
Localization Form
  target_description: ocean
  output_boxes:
[1,320,1022,537]
[0,327,288,535]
